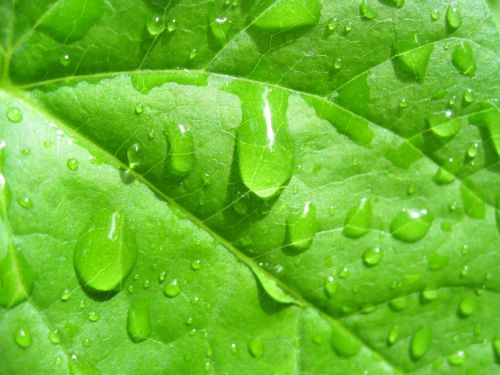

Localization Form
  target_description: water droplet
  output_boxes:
[67,158,79,171]
[410,327,431,360]
[343,198,371,238]
[286,201,318,252]
[248,337,264,358]
[407,184,415,195]
[191,259,202,270]
[421,287,439,302]
[466,142,479,159]
[458,294,476,317]
[167,19,177,33]
[143,279,150,289]
[69,353,99,374]
[344,22,352,34]
[398,98,408,108]
[461,185,485,219]
[210,16,231,45]
[82,338,92,347]
[324,276,338,297]
[330,325,361,357]
[135,104,143,115]
[448,350,466,366]
[363,247,382,266]
[452,42,476,76]
[61,288,72,301]
[164,124,195,175]
[60,53,71,66]
[17,197,32,209]
[427,110,463,139]
[203,361,212,372]
[431,9,440,20]
[7,107,22,123]
[189,48,198,60]
[389,296,409,311]
[427,253,449,270]
[21,148,30,156]
[394,35,433,83]
[147,16,164,36]
[390,209,433,243]
[387,325,400,345]
[159,271,167,282]
[432,167,455,185]
[74,210,136,292]
[163,279,180,298]
[127,143,143,169]
[14,328,32,348]
[0,245,35,308]
[463,89,475,104]
[88,311,100,322]
[249,0,322,31]
[127,300,151,343]
[334,57,342,70]
[231,342,238,353]
[339,267,349,279]
[48,329,61,345]
[360,0,377,19]
[327,18,337,32]
[446,5,461,31]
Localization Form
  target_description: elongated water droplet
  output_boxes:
[17,196,32,209]
[228,82,294,198]
[363,246,382,266]
[147,16,164,36]
[387,325,400,345]
[286,201,318,251]
[209,16,231,45]
[14,327,32,348]
[360,0,377,19]
[74,210,137,292]
[448,350,466,366]
[48,329,61,345]
[67,158,79,171]
[343,198,371,238]
[324,276,338,297]
[248,337,264,358]
[433,167,455,185]
[250,0,322,31]
[390,209,433,243]
[0,244,35,308]
[463,89,475,104]
[164,124,195,175]
[461,185,485,219]
[7,107,22,123]
[410,327,431,360]
[458,294,476,317]
[163,279,180,298]
[394,35,433,83]
[330,325,361,357]
[127,143,143,169]
[127,300,151,343]
[446,5,461,31]
[452,42,476,76]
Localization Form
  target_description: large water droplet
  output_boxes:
[410,326,431,360]
[461,185,485,219]
[164,124,195,175]
[446,5,461,31]
[390,209,433,243]
[342,198,371,238]
[458,294,476,317]
[14,327,32,348]
[248,337,264,358]
[147,16,164,36]
[0,244,35,308]
[387,325,400,345]
[127,300,151,343]
[330,324,361,357]
[163,279,180,298]
[286,201,318,251]
[360,0,377,19]
[249,0,322,32]
[394,35,433,83]
[452,42,476,77]
[74,210,137,292]
[229,82,294,198]
[127,143,143,169]
[427,110,463,139]
[6,107,23,123]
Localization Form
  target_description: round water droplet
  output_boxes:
[324,276,338,297]
[48,329,61,345]
[61,288,72,301]
[60,53,71,66]
[334,58,342,70]
[467,143,479,158]
[421,287,439,302]
[14,328,32,348]
[363,247,382,266]
[127,300,151,343]
[448,350,466,366]
[17,197,32,209]
[191,259,202,270]
[343,198,372,238]
[446,5,461,31]
[88,311,100,322]
[458,294,476,317]
[427,253,449,270]
[248,337,264,358]
[430,9,440,20]
[398,98,408,108]
[7,107,23,123]
[143,279,150,288]
[163,279,180,298]
[204,361,212,372]
[390,209,433,243]
[82,338,92,347]
[231,342,238,353]
[286,201,318,252]
[387,325,400,345]
[67,158,79,171]
[167,19,177,33]
[339,267,349,279]
[410,327,431,360]
[147,16,164,36]
[159,271,167,282]
[463,89,475,104]
[327,18,337,32]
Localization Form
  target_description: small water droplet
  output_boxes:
[14,328,32,348]
[159,271,167,282]
[286,201,318,252]
[88,311,100,322]
[360,0,377,19]
[398,98,408,108]
[334,57,342,70]
[143,279,150,289]
[61,288,72,301]
[147,16,164,36]
[48,329,61,345]
[448,350,466,366]
[7,107,23,123]
[67,158,79,171]
[344,22,352,34]
[430,9,440,20]
[135,104,143,115]
[191,259,202,271]
[204,361,212,372]
[164,124,195,175]
[410,327,431,360]
[60,53,71,66]
[466,142,479,159]
[324,276,338,297]
[389,296,409,311]
[432,167,455,185]
[458,294,476,317]
[163,279,180,298]
[463,89,475,104]
[248,337,264,358]
[231,342,238,353]
[390,209,433,243]
[17,197,32,209]
[343,198,371,238]
[427,253,449,270]
[407,184,415,195]
[189,48,198,60]
[127,143,143,169]
[339,267,349,279]
[82,338,92,347]
[167,19,177,33]
[363,247,382,266]
[421,287,439,302]
[387,325,400,345]
[446,5,461,31]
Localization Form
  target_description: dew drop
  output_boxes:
[398,98,408,108]
[248,337,264,358]
[189,48,198,60]
[342,198,371,238]
[249,0,322,31]
[344,22,352,34]
[389,296,409,311]
[17,197,32,209]
[48,329,61,345]
[163,279,180,298]
[432,167,455,185]
[127,300,151,343]
[164,124,195,175]
[127,143,143,169]
[286,201,318,252]
[74,210,137,292]
[461,185,485,219]
[452,42,476,77]
[159,271,167,282]
[458,294,476,317]
[387,325,400,345]
[427,110,463,139]
[82,338,92,347]
[67,158,79,171]
[463,89,475,104]
[421,287,439,302]
[191,259,202,271]
[430,9,440,20]
[360,0,377,20]
[7,107,22,123]
[14,328,32,348]
[448,350,466,366]
[88,311,100,322]
[390,209,433,243]
[324,276,338,297]
[60,53,71,66]
[427,253,449,270]
[135,104,143,115]
[362,247,382,266]
[410,326,431,360]
[210,16,231,45]
[61,288,72,301]
[446,5,461,31]
[147,16,164,36]
[167,19,177,33]
[466,143,479,159]
[334,57,342,70]
[0,245,35,308]
[330,325,361,357]
[394,35,433,83]
[143,279,150,289]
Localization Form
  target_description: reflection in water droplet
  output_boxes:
[147,16,164,36]
[343,198,371,238]
[248,337,264,358]
[167,19,177,33]
[390,209,433,243]
[286,201,318,252]
[127,300,151,343]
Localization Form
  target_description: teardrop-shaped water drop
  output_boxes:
[0,244,35,308]
[387,325,400,345]
[330,324,361,357]
[430,9,440,20]
[249,0,322,32]
[421,287,439,302]
[427,253,449,270]
[342,198,371,238]
[74,210,137,292]
[324,276,338,297]
[394,35,433,83]
[127,300,151,343]
[163,279,180,298]
[360,0,377,19]
[410,326,431,360]
[452,42,476,77]
[6,107,22,123]
[88,311,100,322]
[362,246,382,266]
[248,336,264,358]
[147,16,164,36]
[164,124,195,175]
[60,53,71,67]
[390,209,433,243]
[286,201,318,252]
[17,196,32,209]
[432,167,455,185]
[463,89,475,105]
[228,82,294,198]
[14,327,32,348]
[446,5,461,31]
[458,294,476,317]
[127,143,143,169]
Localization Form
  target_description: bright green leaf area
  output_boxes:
[0,0,499,374]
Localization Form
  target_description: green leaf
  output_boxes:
[0,1,499,374]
